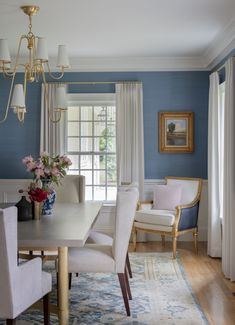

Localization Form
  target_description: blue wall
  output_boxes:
[0,71,209,179]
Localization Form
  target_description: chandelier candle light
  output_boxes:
[0,5,69,123]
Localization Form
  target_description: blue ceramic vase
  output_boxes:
[42,189,56,215]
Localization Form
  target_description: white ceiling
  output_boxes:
[0,0,235,70]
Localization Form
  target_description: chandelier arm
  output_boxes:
[0,36,26,123]
[2,35,28,79]
[0,71,17,123]
[46,62,65,80]
[41,69,62,123]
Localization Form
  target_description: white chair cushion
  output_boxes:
[134,221,173,232]
[135,209,176,226]
[68,245,115,273]
[153,185,182,210]
[167,178,199,205]
[86,231,113,245]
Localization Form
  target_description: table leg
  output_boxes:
[58,247,69,325]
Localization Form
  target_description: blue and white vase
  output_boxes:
[42,190,56,215]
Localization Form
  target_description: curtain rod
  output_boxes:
[46,81,142,85]
[216,55,235,73]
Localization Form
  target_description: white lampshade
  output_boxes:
[55,86,67,110]
[11,84,26,109]
[35,37,48,62]
[56,45,69,68]
[0,39,11,63]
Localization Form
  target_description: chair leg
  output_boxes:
[124,268,132,300]
[126,253,133,278]
[161,234,165,247]
[132,227,137,251]
[56,273,59,307]
[118,273,131,316]
[69,272,72,290]
[193,230,198,254]
[43,293,50,325]
[6,320,16,325]
[172,236,177,259]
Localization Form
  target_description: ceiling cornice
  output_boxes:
[47,56,208,72]
[203,18,235,69]
[12,19,235,72]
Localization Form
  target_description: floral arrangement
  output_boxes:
[22,152,72,202]
[28,187,48,202]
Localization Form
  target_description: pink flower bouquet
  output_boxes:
[22,152,72,186]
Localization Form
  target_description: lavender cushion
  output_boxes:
[153,185,182,210]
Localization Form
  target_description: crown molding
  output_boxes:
[7,19,235,73]
[47,56,208,72]
[203,18,235,69]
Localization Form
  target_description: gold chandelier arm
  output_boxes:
[2,35,28,78]
[0,70,17,123]
[0,36,26,123]
[45,62,65,80]
[41,68,62,123]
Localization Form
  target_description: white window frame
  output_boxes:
[66,93,116,202]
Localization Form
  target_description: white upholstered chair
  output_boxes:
[86,183,139,278]
[133,177,202,258]
[0,207,52,325]
[67,189,139,316]
[55,175,85,203]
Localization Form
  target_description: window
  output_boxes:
[66,94,117,201]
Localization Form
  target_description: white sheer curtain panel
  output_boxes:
[40,84,67,156]
[116,83,145,199]
[207,72,222,257]
[222,57,235,281]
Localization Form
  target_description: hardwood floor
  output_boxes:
[129,241,235,325]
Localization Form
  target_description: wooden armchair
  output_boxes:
[132,177,202,258]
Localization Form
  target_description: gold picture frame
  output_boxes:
[159,112,194,153]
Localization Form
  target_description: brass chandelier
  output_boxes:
[0,5,69,123]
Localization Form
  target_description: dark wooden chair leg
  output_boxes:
[124,268,132,300]
[69,273,72,290]
[126,253,132,278]
[118,273,131,316]
[7,320,16,325]
[56,272,59,307]
[43,293,50,325]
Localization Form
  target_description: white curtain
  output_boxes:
[40,84,67,156]
[116,83,145,199]
[207,72,222,257]
[222,57,235,281]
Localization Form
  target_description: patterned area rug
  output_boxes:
[0,252,208,325]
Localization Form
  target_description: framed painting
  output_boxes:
[159,112,194,153]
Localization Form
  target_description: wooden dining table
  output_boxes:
[17,201,102,325]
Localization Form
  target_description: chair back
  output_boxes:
[0,207,18,317]
[55,175,85,203]
[112,189,139,273]
[166,177,202,205]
